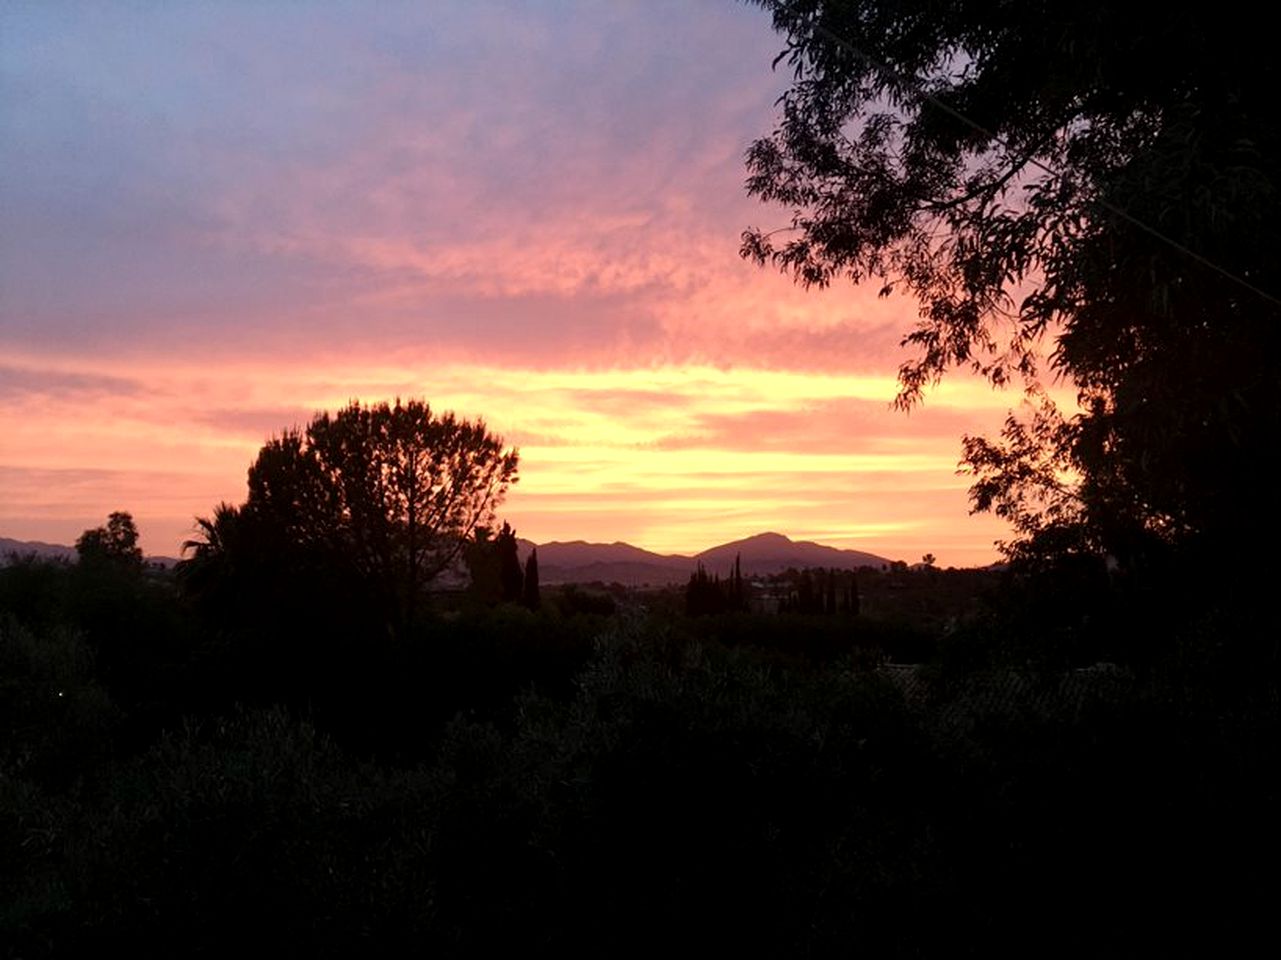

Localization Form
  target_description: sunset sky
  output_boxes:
[1,0,1050,567]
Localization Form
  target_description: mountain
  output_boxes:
[696,532,890,577]
[533,540,689,569]
[519,539,688,587]
[2,532,895,584]
[0,537,75,564]
[0,537,178,568]
[520,532,894,586]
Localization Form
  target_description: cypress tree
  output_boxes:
[497,522,523,603]
[523,547,540,610]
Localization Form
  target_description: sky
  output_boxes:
[1,0,1044,566]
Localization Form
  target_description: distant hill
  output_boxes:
[0,537,177,568]
[521,532,894,586]
[515,538,686,587]
[532,540,690,570]
[697,532,890,577]
[2,532,894,583]
[0,537,76,564]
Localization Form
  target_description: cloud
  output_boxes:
[654,398,982,454]
[3,0,842,371]
[0,349,1022,564]
[191,405,320,440]
[0,2,1032,566]
[0,364,145,401]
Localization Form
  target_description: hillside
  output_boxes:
[2,532,895,584]
[524,532,894,586]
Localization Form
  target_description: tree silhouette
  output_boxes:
[465,526,501,603]
[846,570,861,617]
[240,399,518,634]
[744,1,1281,568]
[75,511,143,572]
[728,554,747,612]
[686,562,726,617]
[465,522,523,606]
[497,523,523,604]
[177,502,280,626]
[178,503,242,591]
[523,547,541,611]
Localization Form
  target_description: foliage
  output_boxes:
[4,607,1274,955]
[685,555,750,616]
[4,517,1278,952]
[775,566,859,615]
[743,0,1281,568]
[0,619,118,790]
[684,559,740,616]
[463,521,523,605]
[182,399,518,635]
[74,511,143,572]
[552,583,617,618]
[177,502,252,618]
[4,439,1275,953]
[522,547,541,610]
[0,553,70,634]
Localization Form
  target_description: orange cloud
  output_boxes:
[1,2,1070,567]
[1,350,1044,566]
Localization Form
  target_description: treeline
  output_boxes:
[684,557,748,615]
[774,566,860,615]
[464,521,540,609]
[3,518,1276,954]
[2,397,1277,953]
[684,557,861,616]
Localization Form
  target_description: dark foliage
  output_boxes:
[2,588,1274,955]
[776,566,860,615]
[744,0,1281,583]
[464,521,524,605]
[2,508,1277,954]
[553,583,617,618]
[180,399,518,639]
[74,511,143,573]
[522,547,541,610]
[685,555,748,616]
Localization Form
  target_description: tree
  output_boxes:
[75,511,144,572]
[743,1,1281,569]
[239,399,518,633]
[177,502,274,624]
[497,523,524,604]
[686,562,725,617]
[464,521,523,605]
[523,547,541,611]
[844,570,860,617]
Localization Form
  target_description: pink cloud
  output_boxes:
[1,2,1034,567]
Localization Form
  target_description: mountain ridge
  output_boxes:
[522,532,895,586]
[0,537,180,567]
[2,531,897,584]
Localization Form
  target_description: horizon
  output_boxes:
[0,1,1037,569]
[2,527,926,567]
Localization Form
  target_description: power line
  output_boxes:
[806,21,1281,310]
